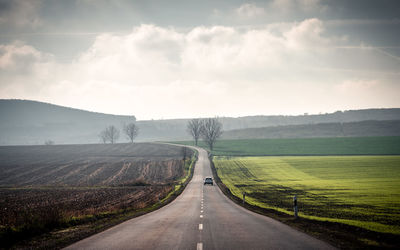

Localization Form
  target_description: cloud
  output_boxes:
[0,42,60,109]
[0,0,42,28]
[271,0,327,13]
[235,3,265,18]
[335,79,378,93]
[0,19,399,119]
[283,18,329,49]
[0,41,47,71]
[332,78,399,109]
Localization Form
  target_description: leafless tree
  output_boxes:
[106,125,119,144]
[187,119,202,146]
[44,140,54,145]
[200,118,223,150]
[100,125,120,144]
[123,123,139,143]
[99,130,108,144]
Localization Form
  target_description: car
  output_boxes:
[204,177,213,185]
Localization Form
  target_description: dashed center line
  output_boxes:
[198,181,205,249]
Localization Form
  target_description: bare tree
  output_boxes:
[100,125,120,144]
[99,130,108,144]
[106,125,119,144]
[44,140,54,145]
[200,118,223,150]
[187,119,202,146]
[123,123,139,143]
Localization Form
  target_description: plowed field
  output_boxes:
[0,143,187,186]
[0,143,193,247]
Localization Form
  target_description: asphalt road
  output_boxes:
[65,147,335,250]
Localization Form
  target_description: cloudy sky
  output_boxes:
[0,0,399,120]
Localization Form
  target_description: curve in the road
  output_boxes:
[65,147,335,250]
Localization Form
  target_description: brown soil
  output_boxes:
[0,143,196,249]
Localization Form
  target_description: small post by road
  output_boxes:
[293,195,298,219]
[242,192,246,205]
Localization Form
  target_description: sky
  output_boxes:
[0,0,399,120]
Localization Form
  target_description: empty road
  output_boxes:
[65,147,335,250]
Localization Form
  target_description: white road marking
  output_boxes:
[197,242,203,250]
[200,215,203,218]
[199,224,203,230]
[201,210,203,213]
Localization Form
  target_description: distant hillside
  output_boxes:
[138,109,400,141]
[218,109,400,130]
[0,100,136,145]
[222,120,400,139]
[1,99,400,145]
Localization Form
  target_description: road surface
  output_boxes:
[65,147,335,250]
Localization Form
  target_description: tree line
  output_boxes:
[187,118,223,150]
[97,117,222,148]
[99,123,139,144]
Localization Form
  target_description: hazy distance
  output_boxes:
[0,0,399,120]
[1,99,400,145]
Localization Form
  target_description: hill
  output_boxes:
[219,109,400,130]
[222,120,400,139]
[1,99,400,145]
[0,100,136,145]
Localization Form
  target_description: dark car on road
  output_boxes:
[204,177,213,185]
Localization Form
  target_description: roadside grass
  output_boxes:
[158,151,197,204]
[174,136,400,156]
[213,156,400,235]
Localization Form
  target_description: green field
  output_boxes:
[214,155,400,234]
[175,136,400,156]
